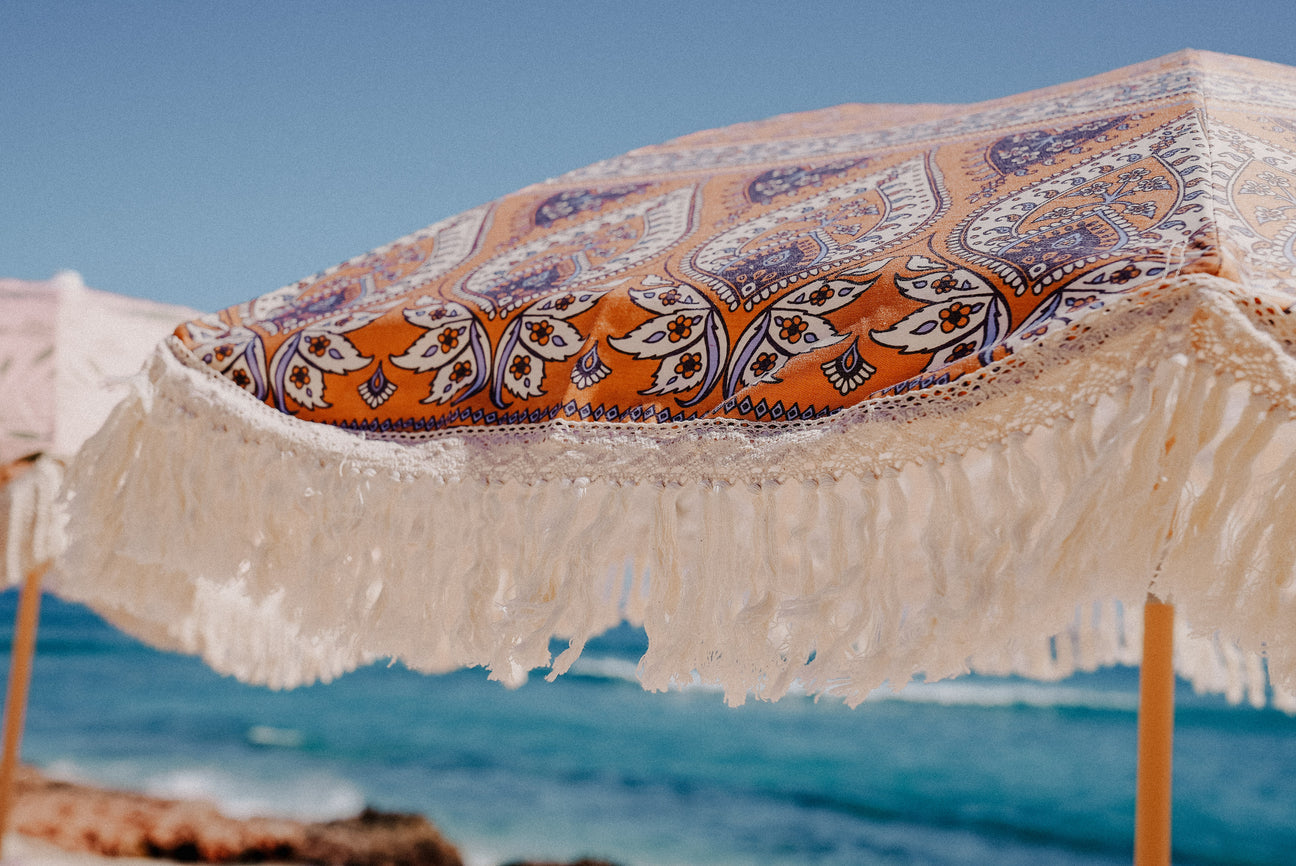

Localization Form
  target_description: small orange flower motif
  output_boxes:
[949,342,976,360]
[306,335,331,356]
[939,303,973,333]
[438,327,462,353]
[807,285,834,306]
[674,353,703,377]
[750,352,778,377]
[778,315,808,343]
[1109,265,1141,285]
[527,320,556,345]
[231,369,251,388]
[289,365,310,388]
[932,274,959,294]
[214,344,234,361]
[449,361,472,382]
[667,315,693,342]
[509,355,532,378]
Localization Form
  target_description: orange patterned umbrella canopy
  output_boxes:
[57,51,1296,708]
[174,94,1223,431]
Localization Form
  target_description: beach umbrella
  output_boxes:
[53,50,1296,864]
[0,273,200,849]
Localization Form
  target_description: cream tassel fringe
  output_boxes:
[2,456,64,589]
[53,275,1296,709]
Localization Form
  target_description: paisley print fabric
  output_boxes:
[176,50,1296,442]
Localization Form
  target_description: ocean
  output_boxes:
[5,592,1295,866]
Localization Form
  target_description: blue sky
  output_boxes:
[5,1,1296,311]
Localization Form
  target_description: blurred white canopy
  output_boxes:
[0,272,199,586]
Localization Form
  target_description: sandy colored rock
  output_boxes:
[299,809,466,866]
[10,766,463,865]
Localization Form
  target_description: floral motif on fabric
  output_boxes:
[238,205,491,337]
[570,342,612,390]
[954,113,1213,295]
[173,59,1296,440]
[266,311,377,412]
[184,317,270,400]
[820,337,876,395]
[1208,125,1296,288]
[490,290,607,406]
[682,154,946,310]
[607,280,729,406]
[389,301,491,405]
[1000,257,1179,353]
[870,255,1008,370]
[534,185,651,227]
[185,310,377,413]
[725,267,881,397]
[357,363,398,409]
[985,117,1130,178]
[746,157,871,204]
[609,267,879,407]
[455,186,696,317]
[966,115,1131,202]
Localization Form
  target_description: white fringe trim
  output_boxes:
[54,275,1296,709]
[2,456,65,588]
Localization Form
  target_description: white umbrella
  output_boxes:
[0,272,199,850]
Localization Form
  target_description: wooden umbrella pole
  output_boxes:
[1134,596,1175,866]
[0,561,48,858]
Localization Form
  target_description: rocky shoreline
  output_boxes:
[10,766,619,866]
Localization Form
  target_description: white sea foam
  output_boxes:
[142,766,366,820]
[566,653,1137,711]
[567,653,642,683]
[565,654,1138,711]
[245,724,306,748]
[870,679,1139,711]
[41,758,365,821]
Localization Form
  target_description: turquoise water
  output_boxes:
[6,592,1296,865]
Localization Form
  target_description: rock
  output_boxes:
[301,808,465,866]
[10,765,463,864]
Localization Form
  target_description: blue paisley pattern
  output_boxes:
[176,52,1296,443]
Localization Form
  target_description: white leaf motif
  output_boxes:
[517,316,586,362]
[492,290,607,405]
[279,357,329,410]
[871,296,993,354]
[726,276,874,394]
[295,330,370,375]
[610,284,728,405]
[390,301,489,404]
